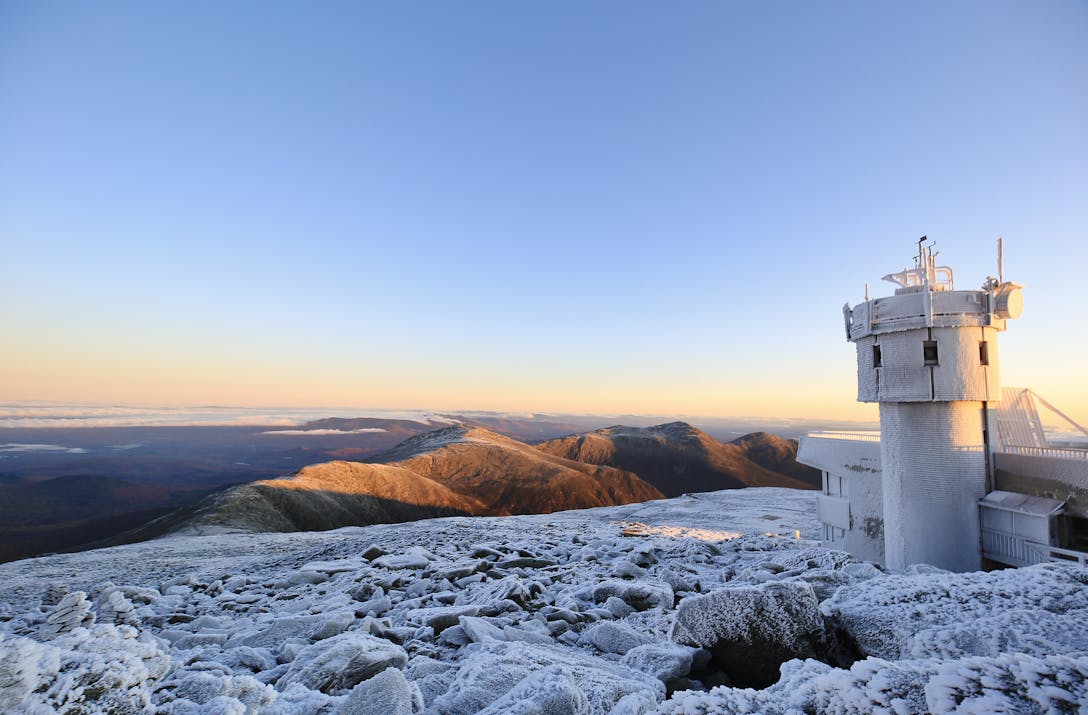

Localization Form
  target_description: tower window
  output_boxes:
[923,339,939,366]
[980,341,990,365]
[872,345,882,367]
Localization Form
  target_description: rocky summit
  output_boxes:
[1,487,1086,714]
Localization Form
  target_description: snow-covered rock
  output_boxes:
[0,624,171,714]
[582,621,651,654]
[432,641,664,714]
[0,488,1085,714]
[335,667,422,715]
[39,591,95,638]
[620,643,697,683]
[275,631,408,694]
[654,651,1088,715]
[475,665,590,715]
[670,580,826,687]
[822,561,1088,659]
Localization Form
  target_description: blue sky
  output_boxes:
[1,1,1086,420]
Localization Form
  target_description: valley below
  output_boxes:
[0,415,819,561]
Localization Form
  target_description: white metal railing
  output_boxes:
[806,431,882,443]
[1046,545,1088,566]
[981,530,1048,567]
[982,530,1088,568]
[998,445,1088,461]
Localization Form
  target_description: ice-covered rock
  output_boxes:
[39,591,95,638]
[1,487,1084,715]
[670,580,825,688]
[459,615,504,643]
[653,652,1088,715]
[907,608,1088,660]
[475,665,589,715]
[822,561,1088,660]
[581,580,673,612]
[374,548,436,570]
[455,575,535,607]
[432,641,664,715]
[96,588,140,626]
[156,669,276,713]
[0,624,170,714]
[226,611,354,649]
[40,583,69,607]
[407,605,481,634]
[620,643,696,683]
[502,624,553,645]
[275,631,408,694]
[582,621,651,655]
[405,655,456,707]
[335,667,422,715]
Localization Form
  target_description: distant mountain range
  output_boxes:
[171,426,664,533]
[166,422,815,535]
[0,417,818,560]
[536,422,820,497]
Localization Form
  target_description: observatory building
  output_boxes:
[798,241,1088,572]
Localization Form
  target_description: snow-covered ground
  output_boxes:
[1,488,1086,714]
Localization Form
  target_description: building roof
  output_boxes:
[979,490,1065,516]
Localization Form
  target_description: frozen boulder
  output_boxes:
[822,561,1088,660]
[459,616,505,643]
[620,643,696,683]
[653,652,1088,715]
[156,670,276,712]
[276,631,408,694]
[407,605,481,634]
[912,607,1088,659]
[670,581,825,688]
[785,569,852,602]
[582,622,650,655]
[432,641,663,715]
[336,667,422,715]
[455,576,534,608]
[226,611,353,649]
[405,655,456,708]
[582,580,673,612]
[476,665,589,715]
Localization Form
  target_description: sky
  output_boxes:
[1,1,1086,423]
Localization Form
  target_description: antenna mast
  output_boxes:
[997,237,1005,283]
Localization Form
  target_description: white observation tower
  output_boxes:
[843,239,1024,571]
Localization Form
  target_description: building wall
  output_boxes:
[879,401,988,571]
[994,452,1088,518]
[797,436,885,564]
[856,325,999,403]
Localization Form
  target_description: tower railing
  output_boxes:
[804,431,882,443]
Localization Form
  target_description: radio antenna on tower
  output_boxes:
[997,237,1005,283]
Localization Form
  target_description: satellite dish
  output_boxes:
[994,283,1024,320]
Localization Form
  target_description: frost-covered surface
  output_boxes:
[822,563,1088,659]
[1,488,1086,714]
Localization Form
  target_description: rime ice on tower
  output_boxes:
[843,240,1023,571]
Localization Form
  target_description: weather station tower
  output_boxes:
[843,239,1024,571]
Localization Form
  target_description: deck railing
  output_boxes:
[997,445,1088,461]
[1045,544,1088,566]
[982,529,1088,567]
[805,431,882,443]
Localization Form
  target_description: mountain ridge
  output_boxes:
[535,421,820,497]
[171,425,664,533]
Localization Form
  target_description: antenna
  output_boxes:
[997,237,1004,283]
[865,283,870,301]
